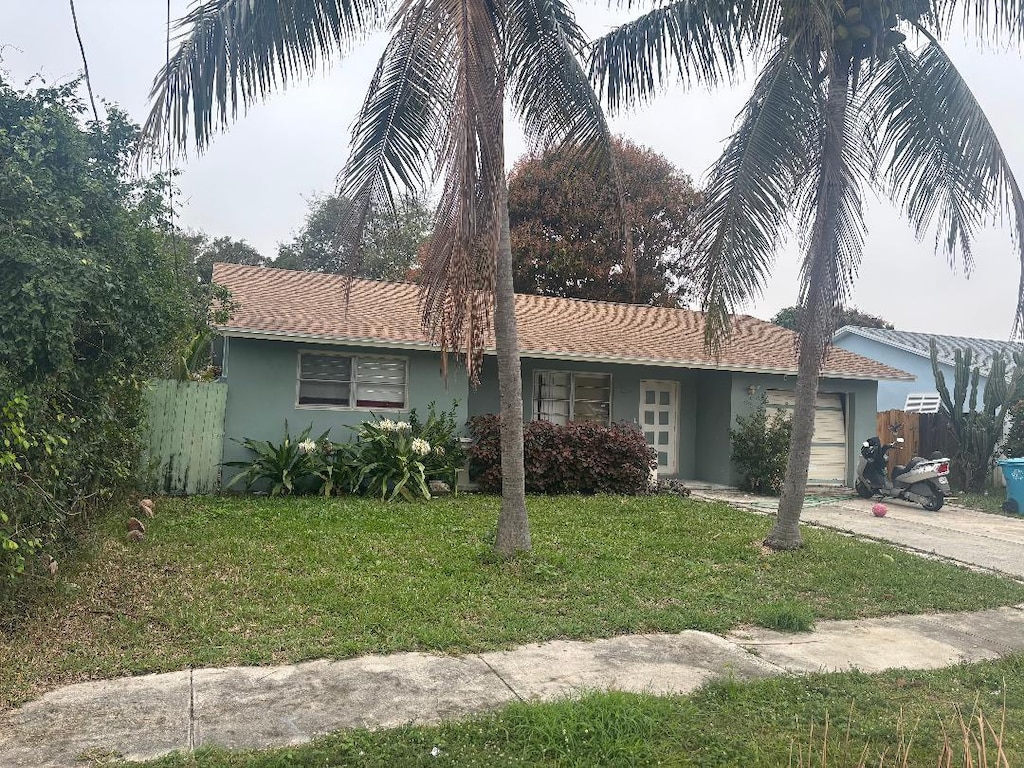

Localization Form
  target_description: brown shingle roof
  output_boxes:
[213,263,911,381]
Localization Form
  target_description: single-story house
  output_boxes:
[212,263,910,487]
[833,326,1023,412]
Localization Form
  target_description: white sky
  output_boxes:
[2,1,1023,338]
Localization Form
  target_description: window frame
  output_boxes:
[532,369,613,426]
[295,350,409,411]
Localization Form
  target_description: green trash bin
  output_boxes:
[996,458,1024,514]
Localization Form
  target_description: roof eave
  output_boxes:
[219,327,912,382]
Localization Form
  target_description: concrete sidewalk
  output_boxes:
[694,489,1024,580]
[3,605,1024,767]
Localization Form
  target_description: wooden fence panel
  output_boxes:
[140,380,228,495]
[875,409,919,472]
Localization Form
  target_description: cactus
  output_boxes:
[931,340,1024,491]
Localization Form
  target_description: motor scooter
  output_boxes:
[854,427,951,511]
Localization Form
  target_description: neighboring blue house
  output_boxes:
[832,326,1023,412]
[212,264,910,487]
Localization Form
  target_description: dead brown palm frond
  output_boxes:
[417,0,504,381]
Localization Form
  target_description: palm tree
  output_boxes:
[592,0,1024,548]
[144,0,620,556]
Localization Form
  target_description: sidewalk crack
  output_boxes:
[188,667,196,752]
[477,656,524,702]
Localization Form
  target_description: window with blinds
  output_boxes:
[534,371,611,425]
[297,353,406,409]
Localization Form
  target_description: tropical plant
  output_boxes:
[593,0,1024,548]
[145,0,622,557]
[224,423,330,496]
[930,340,1024,491]
[349,418,433,501]
[407,401,468,487]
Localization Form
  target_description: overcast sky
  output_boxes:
[2,1,1022,338]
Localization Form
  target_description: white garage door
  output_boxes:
[766,390,847,486]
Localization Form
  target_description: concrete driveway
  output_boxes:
[694,489,1024,580]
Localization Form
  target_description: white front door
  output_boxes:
[640,380,678,475]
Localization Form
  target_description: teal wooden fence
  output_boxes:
[141,380,228,495]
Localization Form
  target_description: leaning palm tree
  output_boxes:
[593,0,1024,548]
[144,0,620,556]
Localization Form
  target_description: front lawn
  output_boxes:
[3,494,1024,709]
[139,654,1024,767]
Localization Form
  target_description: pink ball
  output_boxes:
[872,503,888,517]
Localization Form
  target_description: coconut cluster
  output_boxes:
[779,0,927,65]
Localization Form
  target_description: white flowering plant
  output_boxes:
[349,416,432,501]
[407,401,466,487]
[224,422,331,496]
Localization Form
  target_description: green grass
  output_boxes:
[3,494,1024,710]
[138,655,1024,767]
[954,490,1022,517]
[754,599,815,632]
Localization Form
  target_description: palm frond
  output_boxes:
[505,0,607,153]
[588,0,753,114]
[505,0,633,286]
[867,37,1024,335]
[931,0,1024,45]
[691,42,820,351]
[143,0,387,154]
[336,0,454,270]
[419,0,505,379]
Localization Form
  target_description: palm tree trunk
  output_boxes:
[765,58,851,551]
[493,179,531,556]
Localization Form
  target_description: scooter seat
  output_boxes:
[892,465,907,480]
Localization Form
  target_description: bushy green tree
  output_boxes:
[0,77,194,598]
[508,136,700,306]
[274,192,431,281]
[771,306,894,332]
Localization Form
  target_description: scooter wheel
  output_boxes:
[921,490,944,512]
[855,480,874,499]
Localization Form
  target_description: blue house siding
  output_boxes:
[833,335,959,412]
[220,337,469,469]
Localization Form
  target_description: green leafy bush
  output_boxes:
[468,416,656,495]
[730,397,793,495]
[1002,400,1024,459]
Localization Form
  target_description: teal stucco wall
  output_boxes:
[220,337,468,471]
[222,337,879,488]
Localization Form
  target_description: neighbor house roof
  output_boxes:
[213,263,911,381]
[833,326,1022,375]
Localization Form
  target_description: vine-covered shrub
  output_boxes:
[223,402,466,501]
[729,396,793,495]
[1,79,194,600]
[468,416,656,495]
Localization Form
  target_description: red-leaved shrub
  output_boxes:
[468,415,656,495]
